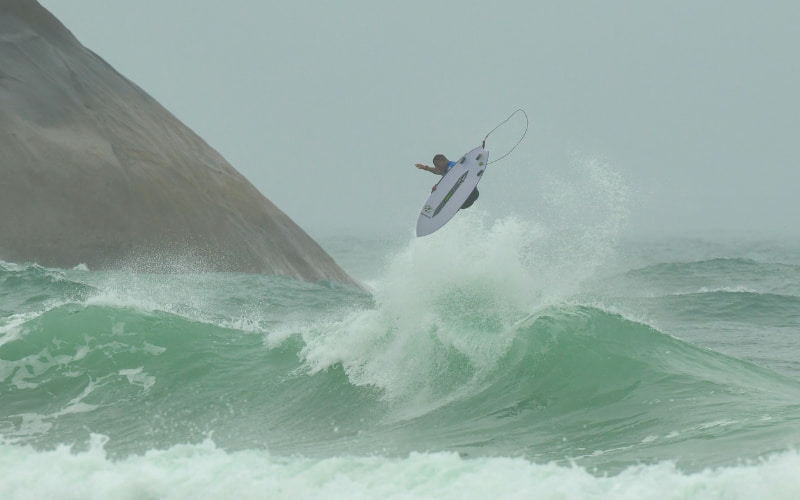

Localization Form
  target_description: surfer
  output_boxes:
[415,154,479,209]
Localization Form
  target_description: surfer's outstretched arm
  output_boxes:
[416,163,441,191]
[415,163,446,175]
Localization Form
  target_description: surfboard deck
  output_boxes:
[416,146,489,237]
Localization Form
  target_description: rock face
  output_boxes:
[0,1,357,285]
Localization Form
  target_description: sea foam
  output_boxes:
[1,437,798,500]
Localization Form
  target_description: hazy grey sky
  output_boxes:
[41,1,800,239]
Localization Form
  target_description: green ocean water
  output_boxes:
[2,210,800,499]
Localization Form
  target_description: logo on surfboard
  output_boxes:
[433,172,468,217]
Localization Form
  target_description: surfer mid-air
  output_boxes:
[414,109,528,238]
[415,147,489,237]
[415,154,479,210]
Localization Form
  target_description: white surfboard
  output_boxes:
[416,146,489,237]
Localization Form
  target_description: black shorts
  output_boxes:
[460,187,479,209]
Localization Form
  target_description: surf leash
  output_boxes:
[482,108,529,165]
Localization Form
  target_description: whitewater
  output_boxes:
[3,160,800,499]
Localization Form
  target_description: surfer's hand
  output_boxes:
[431,184,437,192]
[415,163,428,171]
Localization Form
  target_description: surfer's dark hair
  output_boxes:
[433,154,448,164]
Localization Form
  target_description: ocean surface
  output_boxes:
[3,208,800,498]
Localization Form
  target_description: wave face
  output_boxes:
[3,204,800,497]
